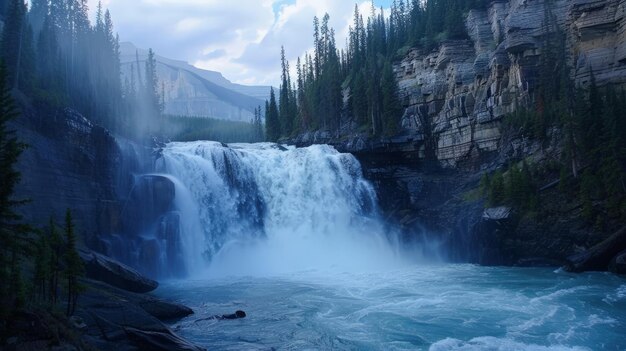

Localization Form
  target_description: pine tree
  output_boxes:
[279,46,291,136]
[145,48,162,115]
[29,0,49,35]
[0,62,30,327]
[48,216,63,304]
[265,88,280,142]
[381,62,402,136]
[1,0,27,88]
[63,209,84,316]
[34,227,52,301]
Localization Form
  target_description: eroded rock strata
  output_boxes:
[347,0,626,269]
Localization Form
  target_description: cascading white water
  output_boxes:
[155,142,626,351]
[158,141,404,277]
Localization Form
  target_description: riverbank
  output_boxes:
[2,251,201,351]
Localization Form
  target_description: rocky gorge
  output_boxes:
[4,0,626,349]
[293,0,626,273]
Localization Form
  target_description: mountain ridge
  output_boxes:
[120,42,271,121]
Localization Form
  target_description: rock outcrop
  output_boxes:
[609,250,626,274]
[13,101,187,280]
[13,106,126,244]
[565,226,626,272]
[80,250,159,293]
[77,279,201,351]
[394,0,626,167]
[350,0,626,271]
[2,278,198,351]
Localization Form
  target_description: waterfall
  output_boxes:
[155,141,401,277]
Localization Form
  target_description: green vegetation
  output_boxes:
[163,114,264,143]
[0,62,31,330]
[0,62,87,338]
[480,162,538,212]
[0,0,178,140]
[482,2,626,224]
[63,209,84,317]
[266,0,490,141]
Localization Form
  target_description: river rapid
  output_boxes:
[153,142,625,350]
[158,265,625,350]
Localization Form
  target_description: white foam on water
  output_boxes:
[429,337,591,351]
[603,284,626,304]
[160,142,408,277]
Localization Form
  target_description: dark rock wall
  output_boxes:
[13,106,126,245]
[11,102,181,278]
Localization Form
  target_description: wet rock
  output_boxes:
[80,250,158,293]
[138,238,162,278]
[482,207,512,220]
[609,250,626,275]
[77,280,200,351]
[84,279,193,321]
[69,316,87,330]
[138,298,194,321]
[14,107,125,244]
[124,175,176,235]
[565,226,626,272]
[124,327,204,351]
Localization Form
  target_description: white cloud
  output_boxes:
[87,0,390,86]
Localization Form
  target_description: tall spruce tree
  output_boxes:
[381,62,402,136]
[0,62,30,327]
[265,88,280,142]
[145,48,162,115]
[63,209,84,316]
[279,46,291,136]
[1,0,27,88]
[29,0,49,35]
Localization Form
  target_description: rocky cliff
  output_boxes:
[394,0,625,167]
[12,96,186,280]
[347,0,626,270]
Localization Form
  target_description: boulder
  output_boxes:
[565,226,626,273]
[122,174,176,238]
[609,250,626,275]
[482,207,512,220]
[138,298,194,321]
[124,327,204,351]
[80,250,158,293]
[84,279,193,321]
[77,280,200,351]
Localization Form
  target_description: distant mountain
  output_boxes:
[120,42,271,122]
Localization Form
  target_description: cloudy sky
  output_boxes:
[87,0,392,86]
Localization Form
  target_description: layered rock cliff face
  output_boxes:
[13,100,185,279]
[355,0,626,268]
[394,0,625,167]
[13,103,129,244]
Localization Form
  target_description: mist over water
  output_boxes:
[153,141,626,350]
[158,266,626,350]
[158,141,409,278]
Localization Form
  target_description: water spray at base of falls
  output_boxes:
[155,142,407,278]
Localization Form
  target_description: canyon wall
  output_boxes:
[394,0,626,167]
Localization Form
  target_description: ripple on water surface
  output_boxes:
[157,265,626,351]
